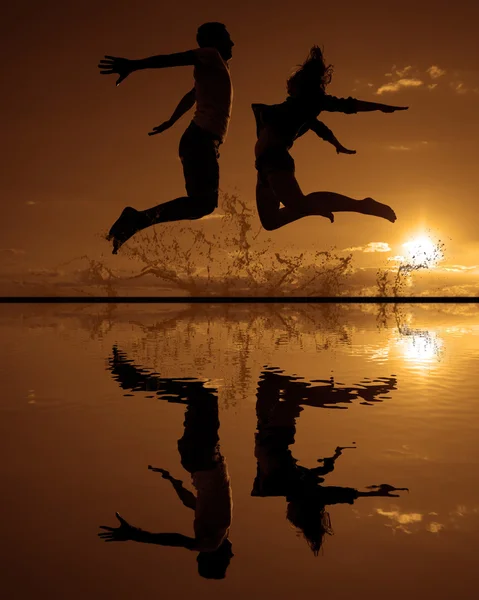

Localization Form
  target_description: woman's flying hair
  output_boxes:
[286,45,334,97]
[286,498,334,556]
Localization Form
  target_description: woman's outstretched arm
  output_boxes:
[322,94,408,114]
[355,100,408,113]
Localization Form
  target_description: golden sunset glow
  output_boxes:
[396,330,444,367]
[1,0,478,298]
[402,235,443,268]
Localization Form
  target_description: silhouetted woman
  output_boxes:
[252,367,408,555]
[252,46,408,231]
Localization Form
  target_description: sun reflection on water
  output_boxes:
[395,327,444,368]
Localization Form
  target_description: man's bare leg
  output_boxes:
[107,195,216,254]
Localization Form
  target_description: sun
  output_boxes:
[402,235,442,267]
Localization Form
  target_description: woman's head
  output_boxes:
[286,46,334,100]
[286,497,333,556]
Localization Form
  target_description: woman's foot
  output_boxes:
[106,206,143,254]
[361,197,396,223]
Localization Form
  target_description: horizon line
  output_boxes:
[0,296,478,304]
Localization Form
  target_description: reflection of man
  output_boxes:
[252,367,408,555]
[99,347,233,580]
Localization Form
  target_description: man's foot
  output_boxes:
[361,198,397,223]
[106,207,143,254]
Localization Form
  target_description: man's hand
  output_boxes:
[381,105,409,113]
[98,512,139,542]
[98,55,135,86]
[148,121,173,136]
[336,145,356,155]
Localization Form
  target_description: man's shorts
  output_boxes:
[179,122,221,203]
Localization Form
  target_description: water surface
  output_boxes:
[1,303,478,599]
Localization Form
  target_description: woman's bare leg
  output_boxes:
[257,171,396,231]
[256,172,334,231]
[305,192,396,222]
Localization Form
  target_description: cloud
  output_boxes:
[451,81,467,94]
[427,65,446,79]
[395,66,413,77]
[386,141,430,152]
[426,522,444,533]
[344,242,391,253]
[27,268,64,278]
[387,255,406,262]
[376,78,424,95]
[375,64,445,95]
[0,248,26,256]
[375,508,423,533]
[440,264,479,273]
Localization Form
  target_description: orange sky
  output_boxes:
[1,0,479,291]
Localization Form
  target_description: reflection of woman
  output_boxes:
[99,348,233,579]
[253,368,408,555]
[253,46,407,231]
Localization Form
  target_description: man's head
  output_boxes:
[197,22,234,61]
[196,539,234,579]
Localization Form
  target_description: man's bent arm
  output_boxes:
[168,88,196,124]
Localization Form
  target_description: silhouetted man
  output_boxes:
[98,23,234,254]
[99,347,234,580]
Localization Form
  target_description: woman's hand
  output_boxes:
[380,105,409,113]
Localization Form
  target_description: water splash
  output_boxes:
[376,238,445,297]
[119,192,353,297]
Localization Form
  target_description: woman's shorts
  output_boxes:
[255,147,295,184]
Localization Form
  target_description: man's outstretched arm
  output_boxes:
[98,51,197,86]
[149,88,196,136]
[98,512,196,549]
